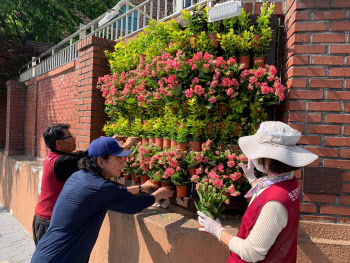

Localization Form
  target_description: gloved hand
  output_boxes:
[241,159,257,184]
[197,211,225,241]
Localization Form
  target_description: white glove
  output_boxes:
[197,211,225,241]
[241,159,257,183]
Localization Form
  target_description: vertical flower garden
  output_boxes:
[97,2,286,219]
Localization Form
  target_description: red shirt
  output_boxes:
[228,177,301,263]
[35,151,64,220]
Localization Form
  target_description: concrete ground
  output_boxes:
[0,202,35,263]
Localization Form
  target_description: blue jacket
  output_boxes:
[31,169,155,263]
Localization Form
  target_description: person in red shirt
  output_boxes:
[197,121,318,263]
[32,124,137,246]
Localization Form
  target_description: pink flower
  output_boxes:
[208,97,217,103]
[184,88,194,98]
[194,85,204,96]
[218,163,224,173]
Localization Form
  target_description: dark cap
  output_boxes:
[88,137,132,157]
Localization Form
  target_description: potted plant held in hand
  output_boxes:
[171,171,191,198]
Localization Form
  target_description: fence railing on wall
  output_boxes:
[19,0,285,82]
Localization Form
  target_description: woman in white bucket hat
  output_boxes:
[197,121,318,263]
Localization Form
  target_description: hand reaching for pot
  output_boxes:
[122,137,140,150]
[141,180,156,192]
[152,186,174,202]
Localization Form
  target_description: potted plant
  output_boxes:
[185,151,201,177]
[219,29,239,60]
[207,20,221,49]
[188,118,204,152]
[171,171,191,197]
[236,30,253,69]
[181,5,208,48]
[176,119,189,151]
[153,117,165,148]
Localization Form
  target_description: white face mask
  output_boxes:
[252,159,269,173]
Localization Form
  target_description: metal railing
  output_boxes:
[19,0,285,82]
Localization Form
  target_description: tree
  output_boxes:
[0,0,119,90]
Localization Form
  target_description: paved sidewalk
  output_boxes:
[0,202,35,263]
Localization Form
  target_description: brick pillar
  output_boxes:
[0,90,7,148]
[5,80,26,155]
[282,0,350,223]
[75,36,116,150]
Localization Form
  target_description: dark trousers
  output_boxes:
[32,214,50,246]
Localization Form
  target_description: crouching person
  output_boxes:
[31,137,173,263]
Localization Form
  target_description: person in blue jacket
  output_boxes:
[31,137,173,263]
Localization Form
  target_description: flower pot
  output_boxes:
[151,180,161,189]
[233,123,242,136]
[131,173,140,183]
[163,138,171,149]
[238,56,251,69]
[252,34,261,48]
[187,167,198,177]
[171,140,177,148]
[124,173,131,180]
[208,33,219,49]
[218,104,228,117]
[161,181,173,187]
[139,54,145,64]
[140,174,150,184]
[155,137,163,148]
[142,138,149,145]
[189,35,198,48]
[150,138,156,144]
[207,123,214,135]
[230,144,240,152]
[222,192,231,202]
[176,185,189,198]
[135,137,142,143]
[253,57,265,68]
[190,141,202,152]
[177,142,188,151]
[218,122,225,134]
[217,143,225,150]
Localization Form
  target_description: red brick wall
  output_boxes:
[282,0,350,223]
[5,81,26,155]
[0,91,6,148]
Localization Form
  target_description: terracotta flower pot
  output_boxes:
[230,144,240,152]
[150,138,156,144]
[155,137,163,148]
[151,180,161,189]
[142,138,149,145]
[252,34,261,48]
[238,56,251,69]
[176,185,189,198]
[161,181,173,187]
[163,138,171,149]
[139,54,145,64]
[177,142,188,151]
[208,33,219,49]
[187,167,198,177]
[131,173,140,183]
[222,192,231,202]
[140,175,150,184]
[253,57,265,68]
[218,122,225,134]
[170,140,177,148]
[207,123,214,135]
[233,123,242,136]
[218,104,228,116]
[189,141,202,152]
[124,173,131,180]
[189,35,198,48]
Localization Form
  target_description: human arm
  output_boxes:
[113,135,139,150]
[54,150,88,182]
[126,180,156,195]
[198,201,288,262]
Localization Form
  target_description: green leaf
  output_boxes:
[175,83,183,97]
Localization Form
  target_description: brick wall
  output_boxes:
[282,0,350,223]
[5,81,26,156]
[0,91,6,148]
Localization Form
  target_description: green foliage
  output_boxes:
[181,5,208,35]
[176,120,189,143]
[236,30,253,56]
[237,8,251,33]
[222,16,238,33]
[219,29,239,59]
[207,20,221,34]
[195,31,215,55]
[194,187,227,219]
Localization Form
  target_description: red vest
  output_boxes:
[228,177,300,263]
[35,151,64,220]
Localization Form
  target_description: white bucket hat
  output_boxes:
[238,121,318,167]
